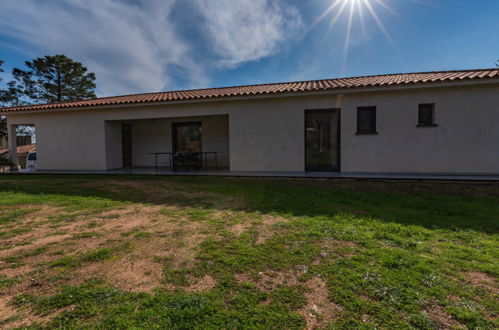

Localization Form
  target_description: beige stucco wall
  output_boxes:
[4,82,499,174]
[105,121,122,169]
[339,84,499,173]
[229,96,333,171]
[7,111,107,170]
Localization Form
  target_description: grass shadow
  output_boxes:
[0,174,498,234]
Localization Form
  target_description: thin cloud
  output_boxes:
[193,0,305,67]
[0,0,305,96]
[0,0,207,96]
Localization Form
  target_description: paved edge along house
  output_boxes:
[0,68,498,177]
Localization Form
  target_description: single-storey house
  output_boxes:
[0,68,498,177]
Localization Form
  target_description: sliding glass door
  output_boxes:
[305,109,340,172]
[121,124,132,168]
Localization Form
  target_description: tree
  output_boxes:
[0,61,22,138]
[0,60,5,104]
[1,60,23,107]
[12,55,96,103]
[0,60,7,138]
[0,152,13,168]
[0,118,5,139]
[1,55,97,139]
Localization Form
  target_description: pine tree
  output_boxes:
[0,60,8,138]
[11,55,96,103]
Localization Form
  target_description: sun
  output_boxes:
[315,0,400,70]
[317,0,395,31]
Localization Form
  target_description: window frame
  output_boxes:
[417,103,437,127]
[356,106,378,135]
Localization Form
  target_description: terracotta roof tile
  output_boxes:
[1,68,498,113]
[0,144,36,155]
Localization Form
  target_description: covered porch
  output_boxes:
[104,114,230,171]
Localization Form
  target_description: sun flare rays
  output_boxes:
[315,0,406,72]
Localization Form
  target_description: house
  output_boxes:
[0,143,36,170]
[0,68,498,177]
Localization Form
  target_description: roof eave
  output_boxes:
[1,78,498,115]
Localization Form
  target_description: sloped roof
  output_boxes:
[1,68,498,113]
[0,144,36,155]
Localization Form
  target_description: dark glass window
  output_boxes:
[305,109,340,172]
[173,122,202,152]
[27,152,36,161]
[356,106,377,134]
[418,104,436,126]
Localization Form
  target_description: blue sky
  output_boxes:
[0,0,498,97]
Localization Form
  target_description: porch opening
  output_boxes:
[105,115,229,172]
[1,123,36,172]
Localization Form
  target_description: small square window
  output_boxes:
[418,104,437,127]
[356,106,377,134]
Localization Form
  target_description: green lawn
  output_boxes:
[0,175,497,329]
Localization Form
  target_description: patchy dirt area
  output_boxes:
[424,304,464,329]
[227,213,291,243]
[0,298,73,330]
[255,214,290,244]
[186,274,217,292]
[0,176,497,329]
[230,223,249,236]
[0,199,217,326]
[320,239,356,256]
[301,276,343,330]
[237,270,342,329]
[463,271,499,294]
